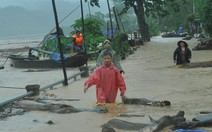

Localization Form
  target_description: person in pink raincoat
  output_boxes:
[84,51,127,104]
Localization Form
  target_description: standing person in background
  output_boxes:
[72,30,83,52]
[173,40,192,65]
[96,40,125,74]
[84,51,127,105]
[177,27,183,34]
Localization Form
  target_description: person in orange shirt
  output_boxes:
[72,30,83,52]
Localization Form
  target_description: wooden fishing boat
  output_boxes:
[8,48,88,68]
[161,33,187,38]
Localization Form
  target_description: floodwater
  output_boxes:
[0,36,212,132]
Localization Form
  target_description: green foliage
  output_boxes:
[156,0,212,36]
[202,0,212,36]
[87,0,212,37]
[157,0,193,33]
[86,11,107,32]
[40,37,73,57]
[111,32,130,55]
[146,17,160,37]
[186,13,197,22]
[115,7,138,33]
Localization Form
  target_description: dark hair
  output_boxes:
[76,30,80,33]
[103,51,112,58]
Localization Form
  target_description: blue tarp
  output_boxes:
[104,29,117,36]
[49,53,69,63]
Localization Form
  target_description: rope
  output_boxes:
[36,5,81,49]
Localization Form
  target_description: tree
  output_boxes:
[113,1,138,34]
[201,0,212,36]
[85,11,107,33]
[162,0,212,36]
[157,0,192,34]
[86,0,183,42]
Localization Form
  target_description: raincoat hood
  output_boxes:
[177,40,188,48]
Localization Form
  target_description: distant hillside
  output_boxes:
[0,1,108,39]
[0,6,54,38]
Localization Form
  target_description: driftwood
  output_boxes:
[101,111,185,132]
[141,111,185,132]
[199,111,212,114]
[161,33,187,38]
[102,126,116,132]
[193,38,212,50]
[101,118,148,131]
[0,107,26,119]
[12,101,108,114]
[178,61,212,68]
[28,97,80,102]
[182,35,192,40]
[123,98,171,107]
[117,113,145,118]
[13,102,80,113]
[172,114,212,130]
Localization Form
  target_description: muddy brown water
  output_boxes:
[0,36,212,132]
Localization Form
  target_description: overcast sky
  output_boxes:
[0,0,90,7]
[0,0,114,38]
[0,0,109,13]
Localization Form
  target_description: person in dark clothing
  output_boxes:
[173,40,192,65]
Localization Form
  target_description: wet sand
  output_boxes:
[0,36,212,132]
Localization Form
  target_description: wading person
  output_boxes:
[173,40,192,65]
[84,51,127,105]
[96,40,125,74]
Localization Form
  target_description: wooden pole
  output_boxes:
[107,0,114,41]
[116,9,126,33]
[88,2,92,19]
[51,0,68,86]
[80,0,87,66]
[113,6,120,31]
[107,21,109,39]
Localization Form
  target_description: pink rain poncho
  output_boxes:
[84,63,126,103]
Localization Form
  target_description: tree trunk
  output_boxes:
[135,0,150,42]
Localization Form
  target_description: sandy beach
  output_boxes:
[0,36,212,132]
